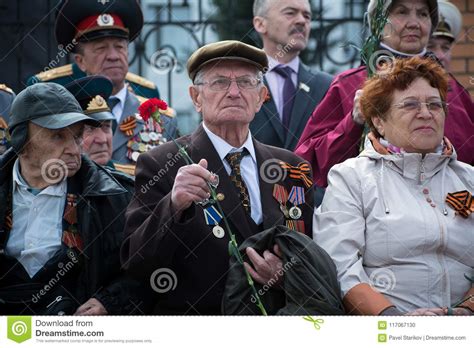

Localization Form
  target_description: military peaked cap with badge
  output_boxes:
[433,0,462,42]
[65,75,115,122]
[64,76,136,176]
[26,0,159,99]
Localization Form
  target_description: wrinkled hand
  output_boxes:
[352,89,365,125]
[244,245,284,288]
[171,159,215,214]
[74,298,108,316]
[405,307,446,316]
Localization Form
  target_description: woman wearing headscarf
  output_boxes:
[314,56,473,316]
[295,0,473,189]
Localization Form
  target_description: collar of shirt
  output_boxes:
[202,122,257,164]
[267,55,300,75]
[12,158,67,197]
[110,84,128,123]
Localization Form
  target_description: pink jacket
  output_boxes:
[295,66,474,187]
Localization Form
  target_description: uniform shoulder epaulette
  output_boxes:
[135,94,148,104]
[0,117,8,129]
[126,72,156,90]
[0,84,14,95]
[132,88,176,118]
[33,64,74,82]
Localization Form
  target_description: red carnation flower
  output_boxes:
[138,98,168,122]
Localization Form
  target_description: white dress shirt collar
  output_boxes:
[202,123,257,162]
[267,55,300,74]
[110,84,128,123]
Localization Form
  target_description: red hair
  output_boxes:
[360,56,449,138]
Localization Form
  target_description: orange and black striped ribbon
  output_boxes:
[445,190,473,218]
[279,162,313,188]
[119,116,137,136]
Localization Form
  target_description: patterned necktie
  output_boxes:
[225,149,251,214]
[273,65,296,130]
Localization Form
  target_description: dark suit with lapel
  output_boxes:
[121,124,314,314]
[250,63,332,151]
[111,89,178,164]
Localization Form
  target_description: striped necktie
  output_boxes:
[225,149,251,214]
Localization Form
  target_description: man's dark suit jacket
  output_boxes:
[121,124,314,314]
[250,63,332,151]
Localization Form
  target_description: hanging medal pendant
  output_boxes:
[203,205,225,239]
[288,186,305,220]
[288,206,302,219]
[273,184,289,220]
[212,225,225,239]
[280,204,289,218]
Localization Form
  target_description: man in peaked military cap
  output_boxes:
[121,41,315,314]
[28,0,178,165]
[0,82,146,315]
[65,75,135,175]
[427,0,463,71]
[65,76,115,166]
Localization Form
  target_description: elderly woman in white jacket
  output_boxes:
[314,56,473,316]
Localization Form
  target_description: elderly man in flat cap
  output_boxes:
[0,83,145,315]
[121,40,315,315]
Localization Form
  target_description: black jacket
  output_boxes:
[222,225,345,315]
[0,149,145,314]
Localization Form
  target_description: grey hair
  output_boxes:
[253,0,271,17]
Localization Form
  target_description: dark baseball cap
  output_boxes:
[9,82,100,130]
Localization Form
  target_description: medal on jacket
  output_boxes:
[286,219,305,234]
[126,115,167,163]
[273,184,289,218]
[203,205,225,238]
[62,194,84,252]
[288,186,304,220]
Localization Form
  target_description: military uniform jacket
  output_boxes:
[121,124,314,314]
[250,63,333,151]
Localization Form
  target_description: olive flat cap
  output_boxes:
[187,40,268,81]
